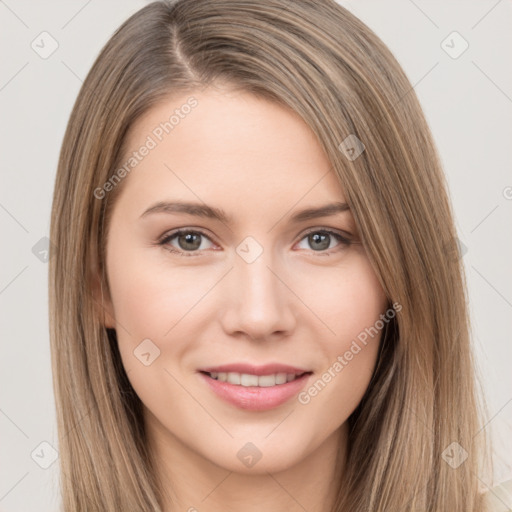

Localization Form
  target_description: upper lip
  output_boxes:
[199,363,311,376]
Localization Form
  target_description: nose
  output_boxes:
[219,250,297,342]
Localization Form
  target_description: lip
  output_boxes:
[198,363,310,376]
[198,364,313,411]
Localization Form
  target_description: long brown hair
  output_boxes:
[49,0,490,510]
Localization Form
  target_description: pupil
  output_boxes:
[309,233,330,251]
[179,233,201,250]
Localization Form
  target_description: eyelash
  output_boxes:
[157,227,353,257]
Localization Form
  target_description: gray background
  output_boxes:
[1,1,511,510]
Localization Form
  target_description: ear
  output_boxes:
[89,255,116,330]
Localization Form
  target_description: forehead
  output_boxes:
[115,87,347,218]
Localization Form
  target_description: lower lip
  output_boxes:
[199,372,312,411]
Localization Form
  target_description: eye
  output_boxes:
[295,229,351,253]
[157,227,353,257]
[158,229,216,256]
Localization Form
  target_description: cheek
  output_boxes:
[105,244,231,400]
[299,255,387,349]
[296,256,387,410]
[106,245,217,340]
[106,253,209,402]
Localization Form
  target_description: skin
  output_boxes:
[99,86,388,512]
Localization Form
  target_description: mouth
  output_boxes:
[199,370,311,387]
[197,365,313,411]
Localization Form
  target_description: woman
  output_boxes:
[49,0,506,510]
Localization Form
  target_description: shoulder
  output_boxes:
[484,478,512,512]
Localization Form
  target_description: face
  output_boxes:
[101,87,388,475]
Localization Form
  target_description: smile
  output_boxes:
[204,371,307,387]
[198,369,313,411]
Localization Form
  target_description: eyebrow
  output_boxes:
[139,200,350,224]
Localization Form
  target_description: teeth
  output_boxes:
[257,374,276,387]
[226,372,240,385]
[208,371,302,387]
[240,373,258,386]
[275,373,288,385]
